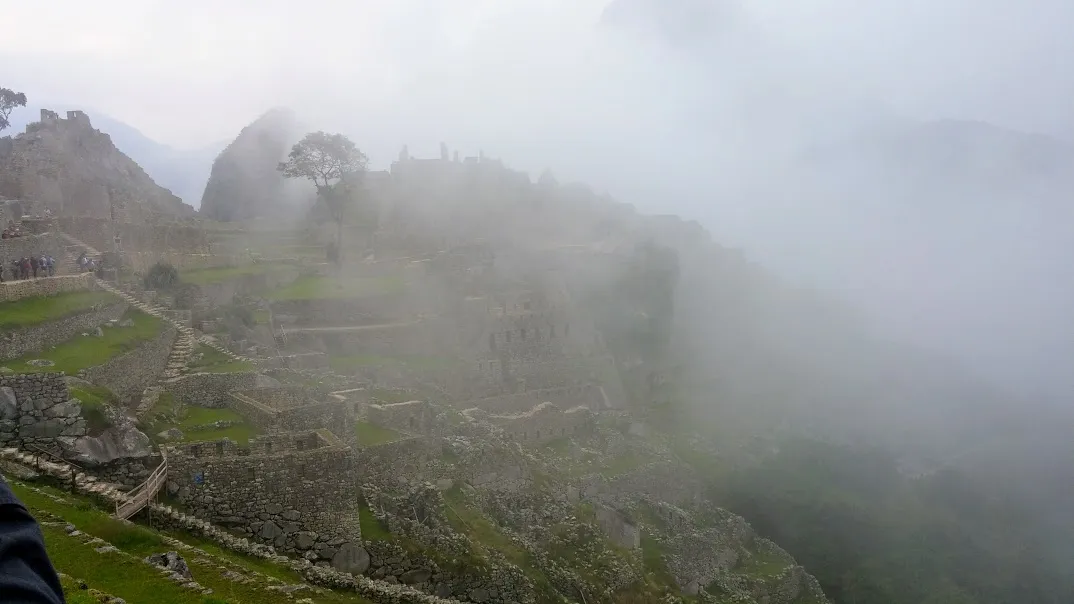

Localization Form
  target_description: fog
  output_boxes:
[6,0,1074,400]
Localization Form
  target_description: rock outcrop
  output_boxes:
[0,109,194,219]
[199,108,310,221]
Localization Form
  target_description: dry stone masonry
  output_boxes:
[0,373,84,447]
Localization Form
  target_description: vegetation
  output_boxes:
[144,261,181,291]
[0,86,27,132]
[13,481,370,603]
[5,310,163,374]
[68,384,117,434]
[267,274,405,301]
[188,344,254,373]
[278,131,370,255]
[708,438,1074,604]
[0,290,118,330]
[146,393,259,445]
[180,264,290,286]
[354,421,402,446]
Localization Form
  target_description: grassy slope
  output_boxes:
[13,482,370,604]
[0,290,118,330]
[146,393,260,445]
[355,421,402,446]
[189,344,254,373]
[267,275,405,301]
[4,309,164,374]
[179,264,290,286]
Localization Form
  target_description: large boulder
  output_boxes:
[65,424,152,466]
[330,542,370,575]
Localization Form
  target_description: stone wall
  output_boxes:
[271,294,417,327]
[365,400,438,435]
[164,371,277,408]
[164,430,365,567]
[468,402,595,445]
[0,301,127,361]
[56,217,208,255]
[0,373,84,448]
[229,389,355,446]
[461,383,606,414]
[0,273,96,303]
[121,251,246,274]
[255,352,329,370]
[0,232,65,270]
[82,325,176,401]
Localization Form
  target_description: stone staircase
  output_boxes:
[1,447,127,503]
[57,231,253,383]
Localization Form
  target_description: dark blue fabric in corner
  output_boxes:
[0,477,65,604]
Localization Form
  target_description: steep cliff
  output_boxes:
[199,108,309,221]
[0,109,194,219]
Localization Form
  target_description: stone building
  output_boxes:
[228,386,356,447]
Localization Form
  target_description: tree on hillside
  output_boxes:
[277,131,368,262]
[0,88,28,133]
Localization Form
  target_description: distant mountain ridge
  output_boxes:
[6,104,223,207]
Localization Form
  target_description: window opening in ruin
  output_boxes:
[296,438,306,451]
[409,417,416,428]
[190,445,201,458]
[248,467,257,480]
[215,442,225,455]
[265,442,272,454]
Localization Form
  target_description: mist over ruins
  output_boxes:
[1,83,1073,604]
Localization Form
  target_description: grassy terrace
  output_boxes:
[267,274,405,301]
[4,309,164,374]
[355,421,402,446]
[0,290,117,330]
[179,264,292,286]
[68,384,117,434]
[146,393,260,445]
[12,482,370,604]
[189,344,254,373]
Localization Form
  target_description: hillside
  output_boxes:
[0,109,195,219]
[5,103,222,206]
[200,108,310,221]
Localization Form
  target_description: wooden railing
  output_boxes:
[26,443,83,492]
[115,452,168,520]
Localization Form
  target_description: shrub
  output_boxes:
[143,262,180,291]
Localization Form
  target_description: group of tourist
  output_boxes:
[76,251,99,273]
[1,254,56,282]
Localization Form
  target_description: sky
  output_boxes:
[4,0,1074,155]
[5,0,1074,398]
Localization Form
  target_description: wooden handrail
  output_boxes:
[115,452,168,520]
[26,443,84,492]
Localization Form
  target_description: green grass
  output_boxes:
[4,310,164,374]
[0,290,118,330]
[368,388,416,404]
[14,482,371,603]
[355,421,402,446]
[146,395,260,445]
[179,264,290,286]
[69,385,116,434]
[267,275,405,301]
[358,503,394,541]
[189,344,254,373]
